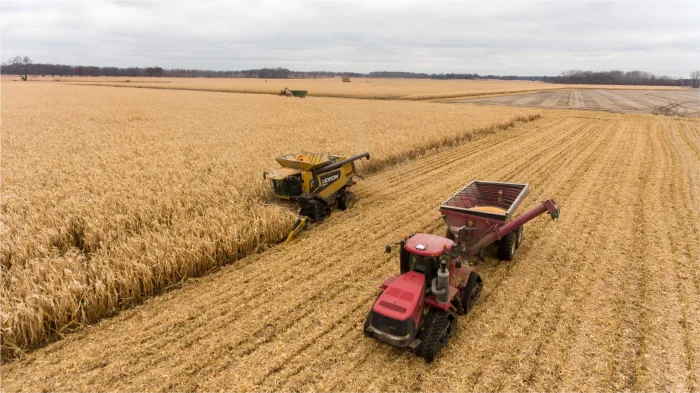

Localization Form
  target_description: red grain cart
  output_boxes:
[440,180,558,260]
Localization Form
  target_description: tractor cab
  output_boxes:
[399,234,455,284]
[367,233,459,350]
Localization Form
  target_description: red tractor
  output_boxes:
[364,180,560,362]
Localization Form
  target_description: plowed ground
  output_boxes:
[2,111,699,392]
[456,89,700,117]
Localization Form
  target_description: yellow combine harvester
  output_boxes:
[264,151,370,243]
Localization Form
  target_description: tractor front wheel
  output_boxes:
[418,309,455,363]
[497,231,517,261]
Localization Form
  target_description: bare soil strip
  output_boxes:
[451,89,700,117]
[2,112,698,392]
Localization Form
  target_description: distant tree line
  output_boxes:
[0,60,542,81]
[2,57,697,87]
[0,62,367,79]
[545,70,692,87]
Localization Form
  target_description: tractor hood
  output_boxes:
[373,271,425,322]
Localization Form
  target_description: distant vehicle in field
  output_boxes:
[280,87,308,98]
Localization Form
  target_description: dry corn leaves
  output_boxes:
[0,82,541,358]
[1,88,698,392]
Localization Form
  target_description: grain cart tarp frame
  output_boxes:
[365,180,560,362]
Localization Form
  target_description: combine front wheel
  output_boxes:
[338,191,357,210]
[300,199,330,222]
[418,309,455,363]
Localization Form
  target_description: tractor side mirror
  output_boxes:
[455,260,462,268]
[263,171,267,180]
[385,244,392,253]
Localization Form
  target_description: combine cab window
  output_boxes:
[272,179,289,197]
[271,175,302,197]
[288,175,302,196]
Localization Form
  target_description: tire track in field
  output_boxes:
[449,119,627,392]
[658,118,700,391]
[631,117,700,391]
[525,118,646,391]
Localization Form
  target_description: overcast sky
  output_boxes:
[2,0,699,77]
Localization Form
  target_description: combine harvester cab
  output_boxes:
[365,180,559,362]
[264,151,370,243]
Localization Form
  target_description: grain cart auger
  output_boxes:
[364,180,559,362]
[263,152,370,244]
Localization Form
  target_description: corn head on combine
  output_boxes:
[365,180,560,362]
[264,152,370,243]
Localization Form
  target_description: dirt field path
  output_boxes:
[2,111,698,392]
[454,89,700,117]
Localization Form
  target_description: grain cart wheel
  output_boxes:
[515,225,524,249]
[419,309,455,363]
[497,232,517,261]
[338,191,357,210]
[461,272,483,314]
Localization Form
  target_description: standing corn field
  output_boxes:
[0,81,541,357]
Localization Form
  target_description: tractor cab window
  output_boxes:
[271,175,303,197]
[409,254,438,284]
